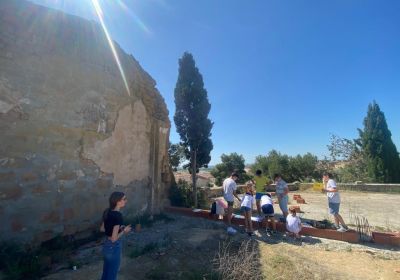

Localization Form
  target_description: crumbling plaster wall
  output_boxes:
[0,0,171,243]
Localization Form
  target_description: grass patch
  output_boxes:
[269,255,294,269]
[145,263,170,280]
[129,242,159,259]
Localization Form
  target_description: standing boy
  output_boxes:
[253,170,269,216]
[274,174,289,219]
[322,172,348,232]
[223,172,241,234]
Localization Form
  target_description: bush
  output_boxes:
[169,179,193,207]
[169,179,208,208]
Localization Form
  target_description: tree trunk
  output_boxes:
[192,150,197,207]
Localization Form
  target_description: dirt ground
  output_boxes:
[42,213,400,280]
[283,190,400,231]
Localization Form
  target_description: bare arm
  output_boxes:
[110,224,131,242]
[323,187,338,193]
[284,186,289,195]
[234,191,241,202]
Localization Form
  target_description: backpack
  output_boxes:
[210,201,217,216]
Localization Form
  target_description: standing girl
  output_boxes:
[100,192,131,280]
[241,182,255,236]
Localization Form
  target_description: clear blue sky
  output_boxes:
[32,0,400,165]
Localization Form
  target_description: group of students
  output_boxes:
[223,171,302,238]
[98,171,348,280]
[223,170,348,238]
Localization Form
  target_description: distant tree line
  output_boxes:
[207,101,400,185]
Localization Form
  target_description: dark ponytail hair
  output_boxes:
[102,191,125,222]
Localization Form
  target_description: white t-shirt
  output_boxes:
[276,179,288,195]
[223,177,237,202]
[260,195,273,207]
[241,193,254,208]
[326,179,340,203]
[286,214,301,234]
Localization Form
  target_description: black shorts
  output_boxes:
[261,204,274,217]
[227,201,234,207]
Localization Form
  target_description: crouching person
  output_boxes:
[286,207,302,240]
[260,193,276,234]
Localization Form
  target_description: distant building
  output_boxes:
[174,171,215,187]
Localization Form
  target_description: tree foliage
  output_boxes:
[325,134,369,183]
[358,101,400,183]
[173,52,213,205]
[252,150,318,182]
[168,142,186,171]
[211,153,251,186]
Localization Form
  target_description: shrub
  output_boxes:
[169,179,208,208]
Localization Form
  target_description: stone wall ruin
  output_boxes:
[0,0,171,243]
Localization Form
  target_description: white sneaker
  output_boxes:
[227,227,237,234]
[337,226,348,232]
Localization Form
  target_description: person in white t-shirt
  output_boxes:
[223,172,241,234]
[286,207,302,239]
[241,182,255,236]
[322,172,348,232]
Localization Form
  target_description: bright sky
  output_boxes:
[31,0,400,165]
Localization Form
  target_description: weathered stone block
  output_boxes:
[63,224,78,236]
[63,208,74,221]
[40,210,60,224]
[31,183,52,195]
[96,178,112,189]
[11,220,23,232]
[21,172,39,182]
[0,171,16,182]
[0,184,23,200]
[56,171,76,181]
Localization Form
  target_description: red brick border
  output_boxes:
[372,232,400,246]
[164,206,378,245]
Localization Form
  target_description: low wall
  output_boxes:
[299,183,400,193]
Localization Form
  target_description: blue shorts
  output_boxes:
[328,202,340,215]
[261,204,274,217]
[241,206,252,212]
[278,195,288,213]
[255,192,266,200]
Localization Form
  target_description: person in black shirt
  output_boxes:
[100,192,131,280]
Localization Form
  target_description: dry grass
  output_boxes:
[213,240,263,280]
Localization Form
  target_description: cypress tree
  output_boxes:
[174,52,213,206]
[358,101,400,182]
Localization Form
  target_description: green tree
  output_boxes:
[174,52,213,206]
[325,134,369,183]
[289,153,318,181]
[358,101,400,183]
[252,150,319,182]
[252,150,290,180]
[168,142,185,171]
[211,153,251,186]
